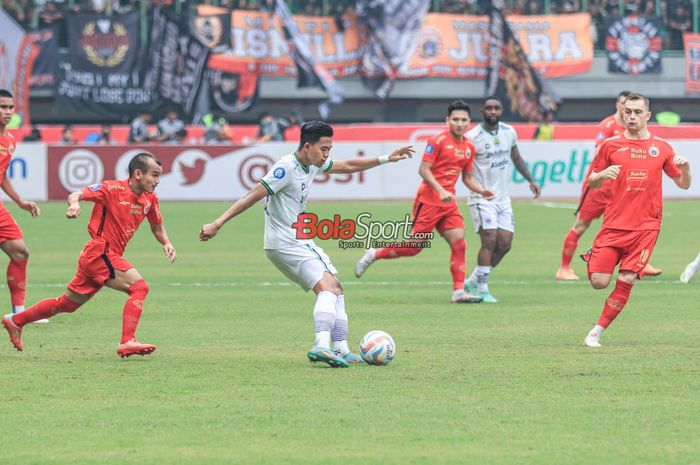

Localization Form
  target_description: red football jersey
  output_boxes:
[0,133,17,207]
[592,134,682,231]
[81,179,162,256]
[415,131,476,206]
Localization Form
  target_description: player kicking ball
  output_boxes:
[200,121,413,368]
[2,153,177,357]
[354,100,492,304]
[582,93,690,348]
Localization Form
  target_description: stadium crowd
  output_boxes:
[1,0,697,49]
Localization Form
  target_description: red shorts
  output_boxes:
[576,185,611,222]
[0,208,23,243]
[412,200,464,234]
[588,228,659,278]
[68,241,133,296]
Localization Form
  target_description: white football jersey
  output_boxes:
[259,153,333,249]
[466,123,518,204]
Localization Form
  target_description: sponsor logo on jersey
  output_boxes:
[89,183,102,191]
[273,167,286,179]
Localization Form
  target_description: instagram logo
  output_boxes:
[59,150,105,191]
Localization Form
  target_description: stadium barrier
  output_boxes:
[6,142,700,202]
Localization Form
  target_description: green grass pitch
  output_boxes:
[1,200,699,465]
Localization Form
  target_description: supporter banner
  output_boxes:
[606,15,662,74]
[208,69,259,114]
[28,25,59,90]
[210,11,592,81]
[144,8,210,118]
[192,5,231,52]
[46,142,700,201]
[0,10,37,124]
[684,33,700,94]
[357,0,430,99]
[1,143,47,202]
[56,11,151,117]
[485,0,560,122]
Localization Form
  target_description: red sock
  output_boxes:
[121,280,149,344]
[561,229,580,268]
[597,280,633,328]
[375,244,422,260]
[12,295,81,327]
[450,239,466,291]
[7,259,27,307]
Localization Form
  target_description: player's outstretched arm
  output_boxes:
[672,155,691,190]
[150,222,177,263]
[588,165,621,189]
[327,146,414,174]
[66,190,84,218]
[462,171,495,200]
[510,146,541,198]
[200,183,268,241]
[1,173,40,218]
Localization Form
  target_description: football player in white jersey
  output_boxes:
[200,121,414,368]
[464,97,541,303]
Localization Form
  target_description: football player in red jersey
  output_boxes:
[557,91,663,280]
[2,153,177,357]
[354,100,493,303]
[0,89,45,323]
[582,93,691,347]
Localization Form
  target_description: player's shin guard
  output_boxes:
[313,291,337,348]
[7,259,27,308]
[561,229,580,268]
[121,279,149,344]
[597,280,633,328]
[375,245,422,260]
[450,239,466,291]
[332,295,349,355]
[12,295,81,327]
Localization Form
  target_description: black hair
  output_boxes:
[298,121,333,149]
[0,89,13,99]
[128,152,162,176]
[618,90,631,100]
[482,95,502,106]
[447,100,471,117]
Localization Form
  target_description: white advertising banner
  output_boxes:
[46,141,700,200]
[1,143,47,202]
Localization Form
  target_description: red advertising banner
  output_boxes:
[210,11,592,79]
[684,33,700,94]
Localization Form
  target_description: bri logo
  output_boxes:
[291,212,433,249]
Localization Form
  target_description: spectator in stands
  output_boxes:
[533,111,555,140]
[3,0,29,28]
[61,124,77,145]
[157,110,185,143]
[203,114,231,144]
[23,126,42,142]
[128,111,154,143]
[667,3,692,50]
[256,112,296,142]
[523,0,543,14]
[84,124,111,145]
[175,128,188,144]
[589,1,607,50]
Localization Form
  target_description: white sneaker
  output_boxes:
[451,291,483,304]
[584,334,602,348]
[355,248,376,278]
[680,264,696,284]
[31,318,50,325]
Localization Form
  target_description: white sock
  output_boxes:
[476,265,491,293]
[332,295,350,355]
[12,305,25,314]
[588,324,605,338]
[690,252,700,272]
[465,267,478,285]
[313,291,337,348]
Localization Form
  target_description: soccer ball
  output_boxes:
[359,330,396,365]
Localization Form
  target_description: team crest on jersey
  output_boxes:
[648,146,659,157]
[466,148,472,158]
[596,132,605,141]
[425,144,434,154]
[274,167,286,179]
[89,183,102,191]
[8,145,14,155]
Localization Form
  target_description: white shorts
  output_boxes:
[468,201,515,233]
[265,242,338,292]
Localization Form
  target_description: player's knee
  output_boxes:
[590,276,610,289]
[127,279,150,298]
[481,236,497,251]
[450,239,466,254]
[11,248,29,262]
